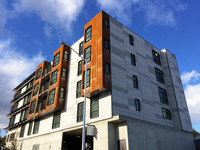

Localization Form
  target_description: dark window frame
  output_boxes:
[33,119,40,134]
[63,50,68,60]
[135,99,141,111]
[152,50,161,65]
[19,124,25,138]
[129,34,134,46]
[155,67,165,84]
[52,111,61,129]
[76,80,81,98]
[105,39,110,50]
[90,96,99,118]
[62,68,67,78]
[162,108,171,120]
[27,121,33,136]
[47,89,56,106]
[84,46,91,64]
[85,26,92,43]
[131,53,136,66]
[50,69,58,85]
[79,41,83,55]
[104,19,109,28]
[83,69,91,89]
[53,52,60,67]
[77,102,84,122]
[29,100,36,114]
[36,68,42,80]
[158,87,169,105]
[105,63,110,74]
[77,60,82,76]
[33,83,39,96]
[60,87,64,98]
[133,75,138,89]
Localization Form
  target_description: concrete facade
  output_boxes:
[6,11,195,150]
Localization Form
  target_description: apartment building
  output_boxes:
[6,11,195,150]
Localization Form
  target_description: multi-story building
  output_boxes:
[6,11,195,150]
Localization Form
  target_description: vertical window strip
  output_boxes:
[76,80,81,98]
[27,122,33,136]
[52,111,61,129]
[19,125,25,138]
[33,83,39,96]
[79,42,83,54]
[131,54,136,66]
[62,68,67,78]
[77,102,84,122]
[133,75,138,89]
[90,96,99,118]
[135,99,141,111]
[53,52,60,67]
[48,89,56,105]
[50,70,58,85]
[84,46,91,63]
[36,68,42,80]
[64,51,68,60]
[29,100,36,114]
[78,60,82,75]
[33,119,40,134]
[83,69,90,89]
[60,88,64,98]
[85,26,92,43]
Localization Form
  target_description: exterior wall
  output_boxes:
[109,16,193,132]
[125,116,195,150]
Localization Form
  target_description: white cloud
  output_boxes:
[13,0,85,33]
[181,70,200,124]
[96,0,187,26]
[0,39,45,128]
[181,70,200,84]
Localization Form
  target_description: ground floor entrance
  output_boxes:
[62,129,93,150]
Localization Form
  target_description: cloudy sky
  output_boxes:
[0,0,200,136]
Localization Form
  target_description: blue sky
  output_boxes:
[0,0,200,137]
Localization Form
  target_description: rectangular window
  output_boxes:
[158,87,168,104]
[83,69,90,89]
[135,99,141,111]
[76,80,81,98]
[133,75,138,89]
[131,54,136,66]
[33,119,40,134]
[155,68,164,84]
[152,50,161,65]
[50,70,58,85]
[105,39,109,49]
[48,89,56,105]
[23,93,31,105]
[29,100,36,114]
[52,111,61,129]
[104,19,109,28]
[77,102,84,122]
[79,41,83,55]
[19,125,25,138]
[64,50,68,60]
[9,115,15,127]
[90,96,99,118]
[53,52,60,67]
[105,63,110,74]
[36,68,42,80]
[85,26,92,43]
[129,34,134,46]
[60,88,64,98]
[27,122,33,136]
[62,68,67,78]
[9,133,15,142]
[23,107,29,120]
[162,108,171,120]
[77,60,82,75]
[33,83,39,96]
[84,46,91,63]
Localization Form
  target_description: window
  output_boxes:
[33,119,40,134]
[152,50,161,65]
[64,50,68,60]
[105,63,110,74]
[19,125,25,138]
[36,68,42,80]
[131,54,136,66]
[20,107,28,121]
[158,87,168,104]
[79,42,83,55]
[52,111,61,129]
[155,68,164,84]
[90,96,99,118]
[76,80,81,98]
[85,26,92,43]
[162,108,171,120]
[62,68,67,78]
[84,46,91,63]
[133,75,138,89]
[83,69,90,89]
[24,93,31,105]
[129,34,134,46]
[9,115,15,127]
[60,88,64,98]
[104,19,109,28]
[135,99,141,111]
[48,89,56,105]
[77,60,82,75]
[33,83,39,96]
[77,102,84,122]
[105,39,109,49]
[50,70,58,85]
[9,133,15,142]
[53,52,60,67]
[27,122,33,136]
[29,100,36,114]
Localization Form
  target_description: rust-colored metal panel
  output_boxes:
[27,45,70,120]
[81,11,111,98]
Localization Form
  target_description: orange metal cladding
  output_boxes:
[27,45,70,120]
[81,11,111,98]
